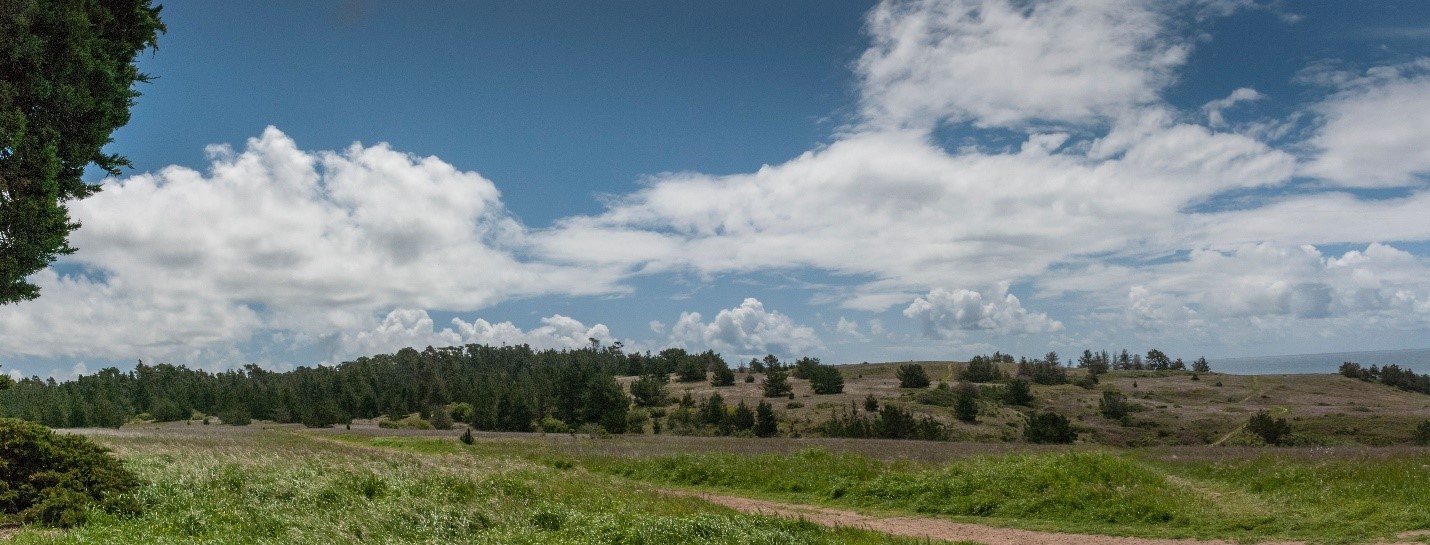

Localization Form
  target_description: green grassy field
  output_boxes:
[324,430,1430,545]
[1,426,932,544]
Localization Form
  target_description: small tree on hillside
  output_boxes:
[1024,411,1077,444]
[710,358,736,387]
[732,401,755,432]
[791,357,822,380]
[1415,420,1430,446]
[896,363,931,388]
[1247,410,1291,445]
[1146,349,1172,370]
[863,394,879,412]
[809,364,845,395]
[953,382,979,423]
[762,366,793,398]
[1003,377,1034,406]
[961,356,1006,382]
[630,374,668,407]
[762,354,782,372]
[1192,357,1211,373]
[754,400,778,437]
[700,393,727,427]
[1099,389,1130,421]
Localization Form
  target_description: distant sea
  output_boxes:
[1211,348,1430,375]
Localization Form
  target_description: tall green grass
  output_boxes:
[4,430,925,544]
[592,449,1214,527]
[588,446,1430,544]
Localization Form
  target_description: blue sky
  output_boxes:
[6,0,1430,379]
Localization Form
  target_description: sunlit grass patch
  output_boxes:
[6,428,920,544]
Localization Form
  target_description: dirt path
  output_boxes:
[666,490,1309,545]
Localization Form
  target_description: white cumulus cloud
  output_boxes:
[903,285,1062,338]
[668,298,823,358]
[337,309,614,362]
[1302,59,1430,187]
[857,0,1195,129]
[0,127,624,361]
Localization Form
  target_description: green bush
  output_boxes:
[218,407,251,426]
[0,418,142,527]
[449,402,474,423]
[1417,420,1430,445]
[1003,377,1034,406]
[1247,411,1291,445]
[953,382,979,423]
[539,417,571,434]
[1024,411,1077,444]
[808,364,844,394]
[430,406,453,430]
[379,414,434,430]
[895,364,930,388]
[1099,388,1130,420]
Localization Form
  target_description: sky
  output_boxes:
[5,0,1430,380]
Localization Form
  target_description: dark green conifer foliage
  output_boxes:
[0,418,141,527]
[808,364,844,395]
[0,0,165,303]
[1024,411,1077,444]
[953,382,979,422]
[754,400,777,437]
[1003,377,1034,406]
[762,366,792,398]
[731,401,755,431]
[896,363,931,388]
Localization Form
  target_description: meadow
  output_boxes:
[0,425,930,545]
[7,422,1425,544]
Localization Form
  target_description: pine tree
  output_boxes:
[953,382,979,423]
[754,400,777,437]
[762,367,792,398]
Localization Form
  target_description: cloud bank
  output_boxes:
[5,0,1430,370]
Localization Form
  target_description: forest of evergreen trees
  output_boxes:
[0,343,726,432]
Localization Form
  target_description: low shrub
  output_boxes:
[0,418,142,527]
[379,414,435,430]
[1024,411,1077,444]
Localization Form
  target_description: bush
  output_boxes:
[429,406,453,430]
[960,356,1006,383]
[539,416,571,434]
[1003,377,1034,406]
[1416,420,1430,445]
[808,364,844,394]
[217,407,251,426]
[896,363,931,388]
[630,374,669,407]
[761,367,792,398]
[0,418,142,527]
[378,414,434,430]
[449,402,474,423]
[953,382,979,423]
[1247,410,1291,445]
[1099,389,1130,421]
[1024,411,1077,444]
[754,401,778,437]
[459,427,475,445]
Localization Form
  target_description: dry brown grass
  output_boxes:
[631,361,1430,447]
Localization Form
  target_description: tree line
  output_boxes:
[0,344,644,431]
[1338,362,1430,395]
